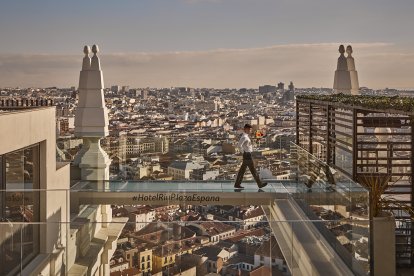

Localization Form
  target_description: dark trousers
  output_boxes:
[234,152,263,187]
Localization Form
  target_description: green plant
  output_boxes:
[297,93,414,113]
[357,174,414,219]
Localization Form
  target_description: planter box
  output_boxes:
[372,215,396,276]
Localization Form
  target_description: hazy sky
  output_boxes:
[0,0,413,88]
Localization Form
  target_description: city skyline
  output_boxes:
[1,0,414,88]
[1,42,413,89]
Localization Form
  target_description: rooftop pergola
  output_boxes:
[296,94,414,266]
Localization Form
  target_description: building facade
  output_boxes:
[0,107,70,276]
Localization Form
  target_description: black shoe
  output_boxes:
[258,182,268,188]
[258,189,265,193]
[234,185,244,189]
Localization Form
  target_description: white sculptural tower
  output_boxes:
[333,45,359,95]
[345,45,359,95]
[74,45,111,181]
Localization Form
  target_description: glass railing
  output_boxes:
[71,180,291,193]
[0,144,371,275]
[289,143,370,275]
[0,189,70,276]
[0,191,370,275]
[0,218,371,276]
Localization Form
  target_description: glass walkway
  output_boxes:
[68,179,369,276]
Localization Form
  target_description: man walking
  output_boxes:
[234,124,268,189]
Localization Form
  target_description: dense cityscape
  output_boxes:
[1,82,413,275]
[1,1,414,275]
[4,84,298,276]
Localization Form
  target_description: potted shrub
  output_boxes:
[357,174,414,276]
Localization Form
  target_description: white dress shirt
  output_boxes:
[238,133,253,153]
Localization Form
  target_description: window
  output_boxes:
[142,263,145,269]
[0,144,40,276]
[147,255,150,261]
[142,256,145,262]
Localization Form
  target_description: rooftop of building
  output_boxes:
[297,93,414,115]
[254,236,283,259]
[110,267,141,276]
[193,245,225,260]
[0,105,55,115]
[199,221,235,235]
[227,254,255,265]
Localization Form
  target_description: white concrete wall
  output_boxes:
[0,107,70,275]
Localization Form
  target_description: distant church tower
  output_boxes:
[73,45,111,180]
[333,45,359,95]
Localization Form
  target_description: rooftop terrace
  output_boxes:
[297,93,414,115]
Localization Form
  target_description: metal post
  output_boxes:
[296,101,299,146]
[309,102,312,154]
[352,109,358,180]
[411,117,414,266]
[326,104,331,164]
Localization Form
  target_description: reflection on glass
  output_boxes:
[110,219,285,275]
[0,144,39,276]
[290,143,370,275]
[335,147,353,175]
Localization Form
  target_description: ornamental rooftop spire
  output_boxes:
[74,44,109,137]
[73,44,111,181]
[333,44,359,95]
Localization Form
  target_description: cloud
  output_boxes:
[0,43,413,89]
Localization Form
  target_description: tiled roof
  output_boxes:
[254,236,283,259]
[193,245,224,260]
[200,221,235,235]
